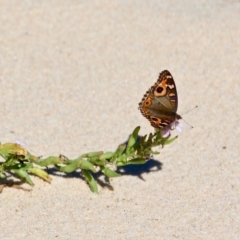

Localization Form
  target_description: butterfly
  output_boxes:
[139,70,182,129]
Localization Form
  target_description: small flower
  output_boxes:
[161,127,171,137]
[175,120,182,133]
[160,120,182,137]
[15,139,27,147]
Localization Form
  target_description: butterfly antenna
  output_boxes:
[182,105,198,115]
[180,106,198,129]
[182,118,194,129]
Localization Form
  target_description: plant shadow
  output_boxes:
[0,177,32,192]
[42,130,164,191]
[116,158,162,181]
[44,157,162,191]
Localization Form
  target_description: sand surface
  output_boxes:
[0,1,240,239]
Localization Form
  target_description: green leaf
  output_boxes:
[57,160,80,173]
[126,126,140,152]
[0,143,27,156]
[162,135,178,145]
[146,133,154,145]
[140,134,147,143]
[126,158,146,165]
[150,150,160,155]
[111,144,126,161]
[28,168,52,182]
[102,167,121,177]
[0,172,6,178]
[37,156,61,166]
[13,169,34,185]
[5,163,33,171]
[99,152,114,160]
[89,158,106,166]
[82,170,98,193]
[116,154,127,165]
[25,151,39,163]
[116,161,125,166]
[79,160,95,172]
[85,151,103,158]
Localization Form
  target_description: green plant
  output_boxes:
[0,126,177,193]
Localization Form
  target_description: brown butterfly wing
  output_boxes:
[139,70,181,128]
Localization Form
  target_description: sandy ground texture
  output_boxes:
[0,0,240,239]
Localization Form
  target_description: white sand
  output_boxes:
[0,1,240,239]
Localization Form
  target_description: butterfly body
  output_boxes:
[139,70,181,129]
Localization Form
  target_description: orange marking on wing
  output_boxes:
[154,79,167,97]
